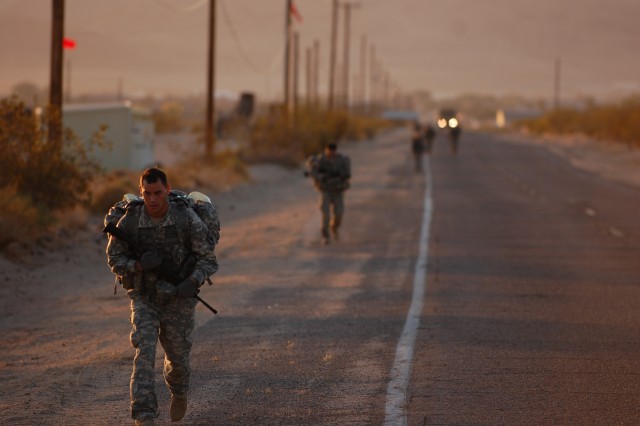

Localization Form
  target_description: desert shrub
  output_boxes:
[518,96,640,147]
[89,172,139,215]
[152,101,185,133]
[89,148,249,215]
[240,107,391,167]
[164,148,249,193]
[0,186,53,249]
[0,96,104,248]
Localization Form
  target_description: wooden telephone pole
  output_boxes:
[554,57,561,110]
[205,0,217,159]
[49,0,64,150]
[328,0,339,110]
[341,2,355,108]
[284,0,293,114]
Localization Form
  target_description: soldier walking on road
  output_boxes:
[449,124,462,155]
[424,123,436,154]
[106,168,218,425]
[411,122,426,172]
[306,143,351,245]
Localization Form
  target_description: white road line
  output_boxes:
[384,157,433,426]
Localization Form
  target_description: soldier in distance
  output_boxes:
[305,142,352,245]
[411,121,426,172]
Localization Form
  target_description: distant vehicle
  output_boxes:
[437,108,459,129]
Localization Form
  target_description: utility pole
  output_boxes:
[293,31,300,117]
[205,0,216,159]
[359,34,367,110]
[554,57,561,110]
[49,0,64,150]
[313,39,320,107]
[341,2,352,108]
[305,46,312,108]
[328,0,339,110]
[339,2,360,109]
[284,0,293,114]
[383,71,390,109]
[369,44,376,112]
[341,3,350,108]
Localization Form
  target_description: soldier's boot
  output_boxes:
[321,228,330,245]
[170,395,188,422]
[330,218,341,241]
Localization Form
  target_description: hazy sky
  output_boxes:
[1,0,639,102]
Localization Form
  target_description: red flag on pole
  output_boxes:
[290,1,303,23]
[63,38,76,49]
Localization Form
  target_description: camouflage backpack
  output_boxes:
[104,190,220,245]
[103,190,220,293]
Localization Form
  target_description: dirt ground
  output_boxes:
[0,129,638,424]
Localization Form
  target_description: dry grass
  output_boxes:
[0,96,104,251]
[89,149,249,218]
[0,186,53,250]
[239,107,391,167]
[0,96,248,253]
[518,96,640,148]
[1,96,384,253]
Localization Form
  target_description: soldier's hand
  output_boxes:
[176,278,199,298]
[137,251,163,271]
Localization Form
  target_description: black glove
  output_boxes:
[176,278,199,298]
[137,251,163,271]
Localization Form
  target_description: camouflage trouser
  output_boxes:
[319,190,345,238]
[413,152,423,172]
[129,294,197,420]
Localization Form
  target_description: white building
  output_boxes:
[496,108,544,129]
[63,102,155,171]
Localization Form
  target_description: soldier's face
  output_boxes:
[325,147,337,158]
[140,179,171,218]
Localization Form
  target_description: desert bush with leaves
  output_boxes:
[518,96,640,148]
[240,107,391,167]
[89,148,249,216]
[88,170,139,215]
[0,96,104,249]
[161,147,249,195]
[0,185,51,249]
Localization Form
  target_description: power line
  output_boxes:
[153,0,208,13]
[219,0,283,76]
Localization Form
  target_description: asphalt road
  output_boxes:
[409,131,640,425]
[3,128,639,425]
[182,130,427,425]
[182,129,640,425]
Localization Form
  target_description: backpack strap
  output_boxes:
[171,199,191,249]
[122,202,143,247]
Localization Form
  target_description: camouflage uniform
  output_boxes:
[106,202,218,421]
[307,153,351,241]
[411,126,425,172]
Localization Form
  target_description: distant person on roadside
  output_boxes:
[305,142,351,245]
[424,123,436,154]
[106,168,218,425]
[449,124,462,155]
[411,121,425,172]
